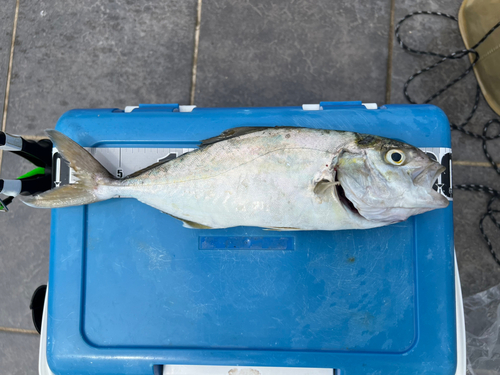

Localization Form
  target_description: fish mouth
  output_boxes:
[335,172,360,216]
[412,163,449,208]
[412,163,446,189]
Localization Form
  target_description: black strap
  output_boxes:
[0,137,53,210]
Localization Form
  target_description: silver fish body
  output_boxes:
[21,127,449,230]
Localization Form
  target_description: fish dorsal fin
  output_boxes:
[200,127,273,147]
[200,126,301,147]
[124,158,175,179]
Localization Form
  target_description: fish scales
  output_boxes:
[113,128,356,229]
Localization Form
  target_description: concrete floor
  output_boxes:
[0,0,499,373]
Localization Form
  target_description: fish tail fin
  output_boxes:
[20,130,116,208]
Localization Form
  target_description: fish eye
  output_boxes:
[385,149,405,165]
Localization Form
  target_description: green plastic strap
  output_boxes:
[17,167,45,180]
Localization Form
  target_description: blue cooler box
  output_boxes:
[41,102,462,375]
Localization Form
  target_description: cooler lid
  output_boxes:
[47,103,456,375]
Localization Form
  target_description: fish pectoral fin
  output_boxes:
[313,179,340,195]
[312,165,339,195]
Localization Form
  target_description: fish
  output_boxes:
[20,127,449,230]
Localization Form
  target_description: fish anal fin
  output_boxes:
[161,212,213,229]
[181,219,213,229]
[263,227,301,231]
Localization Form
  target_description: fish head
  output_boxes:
[335,134,449,224]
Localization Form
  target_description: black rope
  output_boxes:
[396,11,500,266]
[453,185,500,266]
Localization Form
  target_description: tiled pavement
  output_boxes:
[1,0,499,373]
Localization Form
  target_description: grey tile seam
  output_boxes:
[0,0,20,175]
[385,0,396,104]
[189,0,203,106]
[0,326,38,335]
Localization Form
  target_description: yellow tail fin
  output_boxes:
[20,130,115,208]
